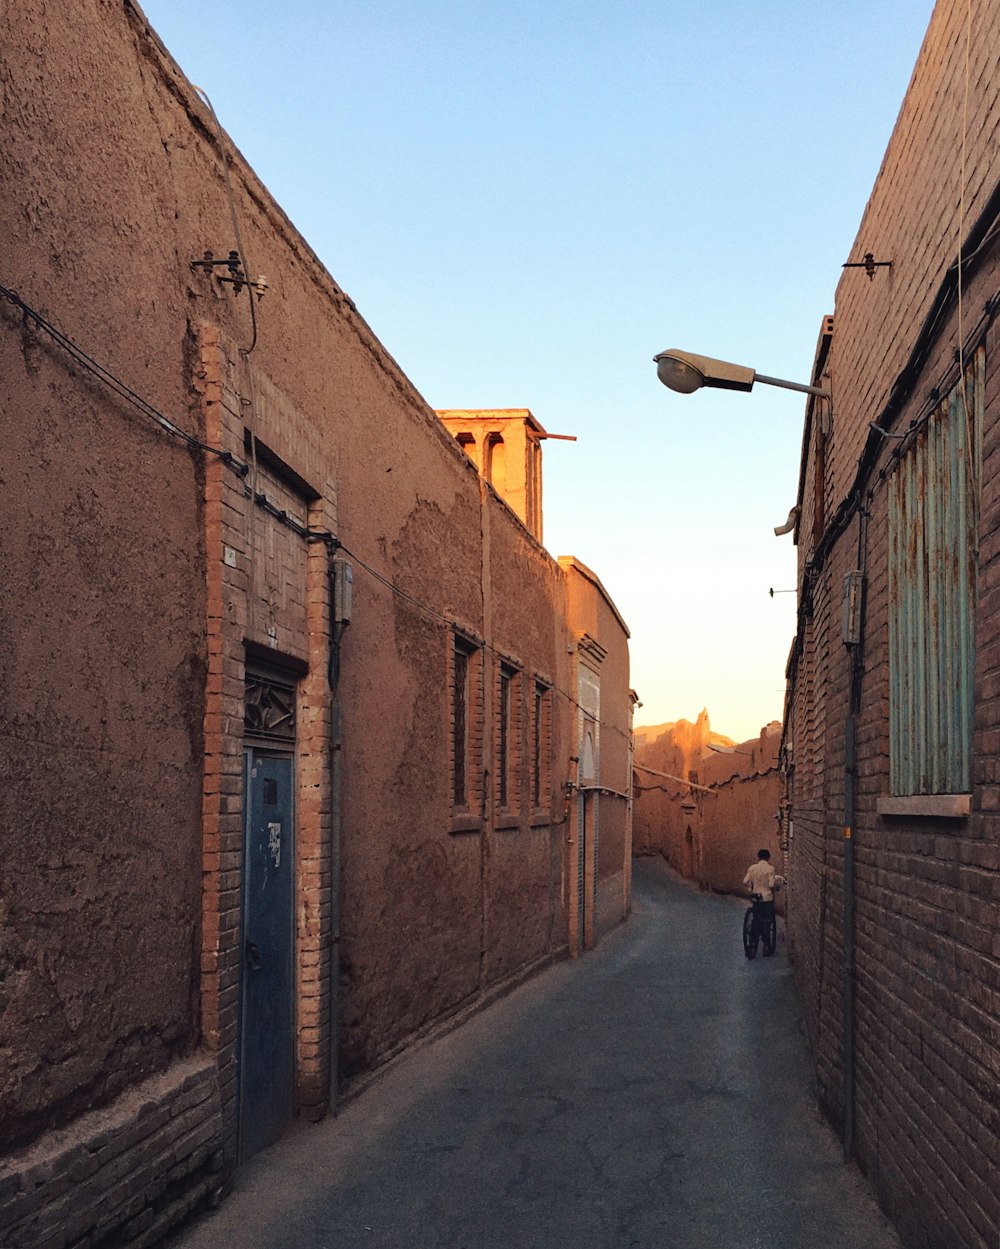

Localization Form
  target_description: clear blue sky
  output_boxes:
[141,0,933,741]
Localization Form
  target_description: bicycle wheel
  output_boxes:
[742,907,758,959]
[763,914,777,956]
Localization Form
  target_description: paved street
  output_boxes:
[171,858,900,1249]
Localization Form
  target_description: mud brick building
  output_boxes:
[0,3,633,1246]
[632,714,783,899]
[784,2,1000,1244]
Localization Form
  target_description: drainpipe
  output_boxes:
[328,560,351,1111]
[842,711,856,1162]
[841,521,868,1162]
[329,699,343,1111]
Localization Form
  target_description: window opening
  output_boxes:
[888,347,982,795]
[531,679,552,810]
[484,433,506,492]
[453,639,473,806]
[497,661,521,812]
[499,665,512,808]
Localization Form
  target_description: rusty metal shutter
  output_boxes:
[888,347,982,795]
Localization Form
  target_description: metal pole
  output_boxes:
[756,372,831,399]
[329,701,342,1112]
[843,712,856,1161]
[842,509,868,1164]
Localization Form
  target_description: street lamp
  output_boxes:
[653,348,830,400]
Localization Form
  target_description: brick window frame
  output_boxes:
[530,676,553,824]
[450,627,484,832]
[495,658,522,828]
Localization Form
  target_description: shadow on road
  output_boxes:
[169,857,900,1249]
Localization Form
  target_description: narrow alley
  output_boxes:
[168,859,900,1249]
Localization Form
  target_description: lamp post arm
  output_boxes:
[755,373,831,399]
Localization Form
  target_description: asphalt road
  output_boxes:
[170,857,901,1249]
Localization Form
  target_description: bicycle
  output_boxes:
[743,892,777,960]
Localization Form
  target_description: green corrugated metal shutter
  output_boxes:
[888,347,982,795]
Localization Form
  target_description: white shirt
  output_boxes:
[744,860,783,902]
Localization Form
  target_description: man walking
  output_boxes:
[743,849,784,955]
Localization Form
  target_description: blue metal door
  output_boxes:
[240,749,295,1159]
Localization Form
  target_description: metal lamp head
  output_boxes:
[654,348,830,399]
[653,349,756,394]
[655,352,706,394]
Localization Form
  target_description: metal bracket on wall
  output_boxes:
[190,249,268,299]
[842,251,892,281]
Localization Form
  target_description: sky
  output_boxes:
[140,0,934,742]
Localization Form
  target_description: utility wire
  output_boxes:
[0,283,342,557]
[336,539,633,746]
[3,280,631,746]
[633,764,715,795]
[1,282,245,472]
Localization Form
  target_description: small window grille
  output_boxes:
[245,674,296,744]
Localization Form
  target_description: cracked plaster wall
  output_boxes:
[1,0,608,1158]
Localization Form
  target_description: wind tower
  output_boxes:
[436,408,555,543]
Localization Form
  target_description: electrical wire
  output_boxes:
[2,282,630,746]
[0,282,246,472]
[335,538,633,745]
[633,764,714,795]
[0,282,344,560]
[632,761,778,798]
[249,486,338,550]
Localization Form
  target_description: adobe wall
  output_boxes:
[560,559,633,943]
[633,713,711,877]
[0,2,614,1245]
[484,499,573,983]
[0,0,211,1155]
[338,484,575,1078]
[786,3,1000,1245]
[699,771,783,898]
[633,716,783,901]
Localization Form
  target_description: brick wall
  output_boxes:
[0,1059,223,1249]
[786,3,1000,1245]
[196,327,339,1129]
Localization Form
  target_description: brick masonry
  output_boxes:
[195,325,339,1135]
[786,4,1000,1246]
[0,1058,223,1249]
